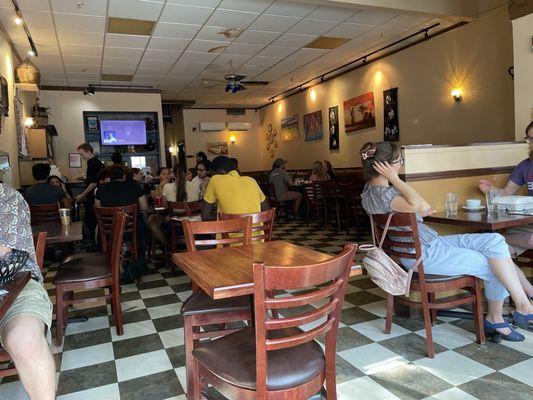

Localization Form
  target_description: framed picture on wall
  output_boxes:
[207,142,228,155]
[280,114,299,142]
[303,110,323,142]
[383,87,399,141]
[0,75,8,117]
[328,106,339,150]
[69,153,82,168]
[86,116,99,132]
[343,92,376,133]
[0,153,10,170]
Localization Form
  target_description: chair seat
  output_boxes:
[53,263,111,284]
[59,253,108,268]
[193,327,324,391]
[181,291,250,316]
[412,272,469,283]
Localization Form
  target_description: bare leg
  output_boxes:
[514,264,533,298]
[489,258,533,315]
[147,214,166,245]
[2,316,56,400]
[293,193,302,215]
[485,299,511,335]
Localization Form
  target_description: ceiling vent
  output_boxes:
[304,36,349,50]
[101,74,132,82]
[107,17,154,36]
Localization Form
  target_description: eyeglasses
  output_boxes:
[391,156,405,165]
[525,137,533,143]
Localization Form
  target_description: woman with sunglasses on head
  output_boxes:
[360,141,533,342]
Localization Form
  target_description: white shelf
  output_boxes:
[15,83,39,92]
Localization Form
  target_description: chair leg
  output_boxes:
[384,294,394,334]
[184,316,196,399]
[324,346,337,399]
[421,294,435,358]
[473,279,485,345]
[112,286,123,336]
[428,293,437,324]
[55,286,65,346]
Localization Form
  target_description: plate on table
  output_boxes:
[154,207,166,211]
[462,205,486,211]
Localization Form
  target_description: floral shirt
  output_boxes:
[0,184,42,282]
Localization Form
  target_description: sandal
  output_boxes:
[512,311,533,331]
[484,319,525,343]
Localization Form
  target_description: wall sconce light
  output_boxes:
[309,88,317,102]
[451,88,462,102]
[168,146,175,154]
[24,117,34,127]
[229,135,236,144]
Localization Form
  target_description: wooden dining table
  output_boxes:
[172,240,363,300]
[425,210,533,231]
[32,221,83,244]
[0,271,31,320]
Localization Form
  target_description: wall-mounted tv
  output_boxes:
[100,120,147,145]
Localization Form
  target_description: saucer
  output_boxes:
[462,205,486,211]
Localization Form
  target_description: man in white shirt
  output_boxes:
[189,161,209,201]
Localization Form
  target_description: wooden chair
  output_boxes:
[322,181,341,231]
[180,217,254,398]
[219,208,276,242]
[0,232,48,378]
[371,213,485,358]
[190,243,357,400]
[53,212,127,346]
[303,182,325,226]
[260,183,293,222]
[30,203,60,225]
[95,204,138,259]
[167,200,202,273]
[338,182,365,235]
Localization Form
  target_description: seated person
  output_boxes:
[202,155,269,221]
[309,160,330,182]
[268,158,302,216]
[325,160,335,180]
[360,141,533,342]
[163,165,189,203]
[47,175,74,204]
[147,167,172,246]
[479,121,533,257]
[189,161,209,201]
[0,183,55,399]
[186,167,196,182]
[24,163,71,208]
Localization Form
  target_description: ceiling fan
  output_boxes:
[202,60,268,93]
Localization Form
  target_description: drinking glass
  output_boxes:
[59,208,71,226]
[486,188,499,213]
[445,192,458,215]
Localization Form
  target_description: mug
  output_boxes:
[466,199,481,208]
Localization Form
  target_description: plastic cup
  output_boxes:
[59,208,71,226]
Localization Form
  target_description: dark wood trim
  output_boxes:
[40,86,161,94]
[401,166,515,182]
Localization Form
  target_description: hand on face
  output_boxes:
[372,161,399,182]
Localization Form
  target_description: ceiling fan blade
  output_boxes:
[240,80,269,86]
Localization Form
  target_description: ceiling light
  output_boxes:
[14,16,22,25]
[28,50,34,56]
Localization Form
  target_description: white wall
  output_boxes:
[182,109,262,171]
[512,12,533,139]
[39,90,165,180]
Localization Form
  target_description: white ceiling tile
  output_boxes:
[247,55,281,67]
[62,55,102,64]
[179,51,218,63]
[166,0,219,6]
[58,31,105,46]
[256,45,296,58]
[348,10,396,25]
[148,37,190,50]
[160,4,214,24]
[271,33,316,48]
[101,65,137,74]
[53,12,106,32]
[170,61,209,74]
[61,44,103,56]
[235,30,280,45]
[206,9,259,28]
[105,34,150,48]
[109,0,164,21]
[17,0,49,11]
[103,56,141,67]
[224,42,264,56]
[248,14,298,33]
[235,64,265,76]
[131,76,163,84]
[37,71,67,80]
[138,57,175,68]
[143,49,181,60]
[219,0,272,13]
[382,14,430,29]
[325,22,372,39]
[136,67,171,75]
[103,47,144,58]
[51,0,107,16]
[32,54,63,65]
[67,72,100,80]
[308,6,356,22]
[65,64,102,73]
[41,78,69,85]
[211,53,250,67]
[69,80,98,86]
[21,10,53,29]
[265,1,317,17]
[34,42,60,55]
[152,23,200,39]
[187,39,231,52]
[196,25,231,42]
[161,76,192,84]
[288,18,338,35]
[25,27,57,42]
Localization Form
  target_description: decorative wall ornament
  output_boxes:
[14,97,29,158]
[383,87,399,141]
[15,58,41,85]
[207,142,228,155]
[328,106,339,151]
[280,114,299,142]
[0,75,9,117]
[303,110,323,142]
[343,92,376,133]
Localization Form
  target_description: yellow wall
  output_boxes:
[257,6,514,171]
[512,12,533,139]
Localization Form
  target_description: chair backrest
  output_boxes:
[260,182,277,202]
[33,232,47,270]
[370,213,427,279]
[167,200,202,216]
[94,204,137,254]
[219,209,276,242]
[252,243,357,393]
[109,212,127,287]
[182,216,253,251]
[30,203,60,225]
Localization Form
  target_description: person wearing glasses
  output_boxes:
[479,121,533,257]
[360,141,533,342]
[189,161,209,201]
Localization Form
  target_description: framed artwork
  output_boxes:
[0,75,8,117]
[69,153,82,168]
[303,110,323,142]
[207,142,228,155]
[0,153,10,170]
[343,92,376,133]
[328,106,339,150]
[384,87,399,141]
[280,114,299,142]
[14,97,29,158]
[86,116,99,132]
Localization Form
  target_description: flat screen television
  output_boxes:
[100,120,147,145]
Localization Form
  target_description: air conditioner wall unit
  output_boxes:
[199,122,226,132]
[227,121,252,131]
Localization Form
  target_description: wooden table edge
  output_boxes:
[0,271,31,320]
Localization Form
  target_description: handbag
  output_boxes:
[360,214,421,296]
[0,249,29,283]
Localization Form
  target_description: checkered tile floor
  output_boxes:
[2,221,533,399]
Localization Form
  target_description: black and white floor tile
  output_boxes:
[1,221,533,399]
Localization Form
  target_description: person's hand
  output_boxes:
[60,182,67,192]
[75,194,85,203]
[478,179,494,194]
[373,161,400,182]
[0,246,11,257]
[420,208,436,217]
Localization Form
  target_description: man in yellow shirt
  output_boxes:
[202,156,269,220]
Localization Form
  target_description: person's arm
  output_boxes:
[201,200,217,221]
[76,182,96,202]
[373,161,432,214]
[94,198,101,207]
[61,197,72,209]
[138,195,148,211]
[479,179,520,196]
[260,199,270,211]
[202,176,217,220]
[283,171,294,186]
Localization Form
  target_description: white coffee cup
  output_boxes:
[466,199,481,208]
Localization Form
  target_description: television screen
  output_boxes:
[100,120,147,145]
